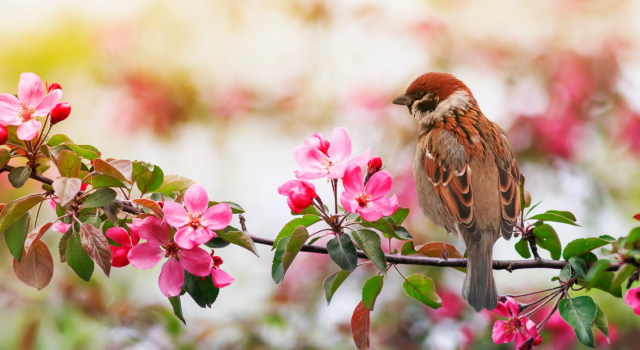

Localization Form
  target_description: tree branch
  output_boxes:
[0,164,624,272]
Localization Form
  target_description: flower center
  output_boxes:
[322,157,336,174]
[502,318,522,336]
[355,193,371,207]
[162,242,180,259]
[18,103,35,122]
[188,212,204,228]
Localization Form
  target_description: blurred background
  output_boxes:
[1,0,640,349]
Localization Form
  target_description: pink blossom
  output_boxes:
[277,179,317,213]
[51,222,71,234]
[47,198,60,211]
[106,220,141,268]
[492,297,543,349]
[625,286,640,315]
[211,256,234,288]
[539,309,575,349]
[163,184,232,249]
[340,164,398,222]
[127,216,213,297]
[293,127,370,180]
[0,73,62,140]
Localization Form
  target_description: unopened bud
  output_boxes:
[0,125,7,145]
[213,256,224,267]
[47,83,62,93]
[524,189,531,208]
[50,102,71,124]
[367,156,383,174]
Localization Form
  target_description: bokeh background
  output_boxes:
[2,0,640,349]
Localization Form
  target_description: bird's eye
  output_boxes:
[416,94,438,113]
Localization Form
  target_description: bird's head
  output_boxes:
[393,72,475,126]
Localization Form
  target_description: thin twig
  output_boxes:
[503,286,562,299]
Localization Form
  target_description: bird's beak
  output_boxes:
[392,94,412,106]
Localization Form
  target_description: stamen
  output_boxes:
[355,193,371,207]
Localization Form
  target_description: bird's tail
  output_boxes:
[462,233,498,311]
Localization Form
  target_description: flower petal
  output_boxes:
[293,145,326,173]
[17,120,41,141]
[173,226,197,249]
[106,227,132,248]
[127,242,164,269]
[34,89,62,116]
[110,246,131,268]
[514,331,528,350]
[304,133,330,154]
[293,170,325,180]
[359,207,383,222]
[137,216,171,246]
[159,258,185,297]
[347,148,371,168]
[51,222,71,233]
[493,300,511,318]
[625,287,640,308]
[492,320,514,344]
[278,180,301,196]
[18,73,44,107]
[202,203,232,231]
[0,108,21,126]
[505,297,520,317]
[212,268,235,288]
[163,201,189,228]
[521,317,539,338]
[178,247,212,277]
[365,171,392,200]
[340,192,355,214]
[342,164,364,196]
[127,221,141,246]
[326,163,347,179]
[191,226,216,246]
[0,93,20,110]
[368,197,394,217]
[327,127,352,163]
[184,184,209,214]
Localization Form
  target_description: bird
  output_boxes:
[392,72,521,311]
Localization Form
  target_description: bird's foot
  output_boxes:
[439,249,449,260]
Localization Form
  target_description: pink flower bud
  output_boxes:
[367,156,383,175]
[47,83,62,93]
[81,183,88,191]
[213,256,223,267]
[50,102,71,124]
[0,125,7,145]
[277,179,317,213]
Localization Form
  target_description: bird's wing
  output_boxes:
[494,132,521,240]
[421,128,481,243]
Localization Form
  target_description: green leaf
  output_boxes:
[581,252,599,264]
[271,236,289,285]
[52,177,82,206]
[209,201,244,214]
[79,223,112,277]
[157,174,195,195]
[168,296,186,325]
[8,166,31,188]
[93,158,128,182]
[559,264,572,284]
[308,236,321,245]
[534,223,562,260]
[558,295,596,348]
[402,273,442,309]
[0,148,11,168]
[529,211,579,226]
[323,269,351,305]
[281,226,309,273]
[598,235,616,242]
[391,208,410,226]
[611,263,636,292]
[569,256,588,280]
[514,238,531,259]
[79,215,101,229]
[48,134,73,147]
[626,227,640,249]
[66,231,94,281]
[590,272,622,298]
[67,144,100,161]
[36,157,51,174]
[134,163,164,194]
[91,174,126,188]
[83,188,117,209]
[57,150,82,178]
[3,211,30,262]
[204,237,231,249]
[327,234,358,271]
[593,304,609,345]
[563,238,612,261]
[401,241,418,256]
[359,217,397,238]
[584,260,609,288]
[351,229,387,275]
[291,205,322,217]
[59,232,71,262]
[183,271,219,308]
[272,215,322,250]
[0,195,46,232]
[103,199,123,227]
[393,226,414,240]
[215,229,259,257]
[362,276,384,311]
[525,200,542,218]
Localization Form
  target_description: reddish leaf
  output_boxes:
[52,177,82,206]
[80,223,112,277]
[24,222,53,255]
[634,213,640,221]
[133,198,165,219]
[108,159,133,182]
[12,240,54,290]
[416,241,464,259]
[351,301,371,350]
[93,159,128,182]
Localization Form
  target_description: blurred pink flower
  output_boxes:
[428,289,466,321]
[128,216,212,297]
[596,322,619,347]
[540,309,575,349]
[52,222,71,234]
[211,255,234,288]
[625,286,640,315]
[492,297,542,349]
[340,164,397,222]
[278,179,317,213]
[106,220,141,268]
[0,73,62,140]
[163,184,232,249]
[619,107,640,153]
[293,127,370,180]
[212,87,254,119]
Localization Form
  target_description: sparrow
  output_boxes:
[392,72,521,311]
